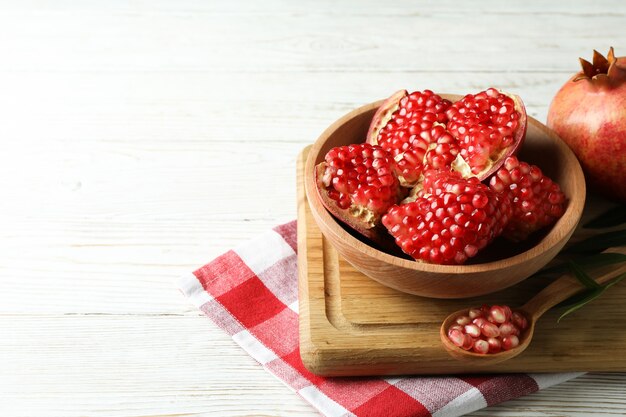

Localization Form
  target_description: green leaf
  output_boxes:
[539,252,626,275]
[557,287,606,322]
[557,272,626,322]
[568,261,602,289]
[557,289,595,309]
[565,230,626,253]
[584,205,626,228]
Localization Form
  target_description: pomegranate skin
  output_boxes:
[546,49,626,202]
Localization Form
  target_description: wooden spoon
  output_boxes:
[440,247,626,365]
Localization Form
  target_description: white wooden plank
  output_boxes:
[0,71,572,148]
[0,1,622,74]
[0,315,320,417]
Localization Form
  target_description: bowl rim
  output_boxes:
[304,94,586,274]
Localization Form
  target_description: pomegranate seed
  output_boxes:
[468,308,483,319]
[473,339,489,354]
[498,322,519,337]
[448,324,463,333]
[487,337,502,353]
[481,322,500,338]
[461,334,475,351]
[455,315,471,326]
[502,335,520,351]
[511,311,528,330]
[501,305,512,321]
[472,317,488,328]
[489,305,508,324]
[448,328,465,347]
[464,324,481,338]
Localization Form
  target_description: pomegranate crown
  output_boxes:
[574,47,626,85]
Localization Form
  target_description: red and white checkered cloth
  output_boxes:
[178,221,581,417]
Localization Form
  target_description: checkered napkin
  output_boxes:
[178,221,581,417]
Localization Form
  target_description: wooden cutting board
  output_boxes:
[296,146,626,377]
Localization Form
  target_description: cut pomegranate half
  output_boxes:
[367,89,527,188]
[315,143,404,241]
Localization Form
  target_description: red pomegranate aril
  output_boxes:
[473,339,490,354]
[489,305,508,324]
[481,322,500,338]
[464,324,481,338]
[511,311,529,330]
[448,324,464,333]
[468,308,483,319]
[472,317,488,328]
[487,337,502,353]
[455,315,471,326]
[502,305,512,321]
[502,335,520,351]
[462,334,475,351]
[446,305,527,355]
[499,322,519,337]
[448,328,465,347]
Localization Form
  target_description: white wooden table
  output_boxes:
[1,1,625,416]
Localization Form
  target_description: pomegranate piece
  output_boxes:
[446,88,527,179]
[489,156,567,241]
[367,88,526,187]
[382,171,512,265]
[446,304,527,355]
[315,143,403,241]
[367,90,452,187]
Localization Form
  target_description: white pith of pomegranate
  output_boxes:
[381,171,512,265]
[367,89,526,188]
[489,156,567,242]
[315,143,403,240]
[547,47,626,203]
[447,304,528,354]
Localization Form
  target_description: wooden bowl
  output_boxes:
[304,95,586,299]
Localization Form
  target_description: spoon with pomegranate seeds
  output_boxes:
[440,248,626,365]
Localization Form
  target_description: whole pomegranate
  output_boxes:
[547,47,626,202]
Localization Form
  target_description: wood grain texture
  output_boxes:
[0,1,625,416]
